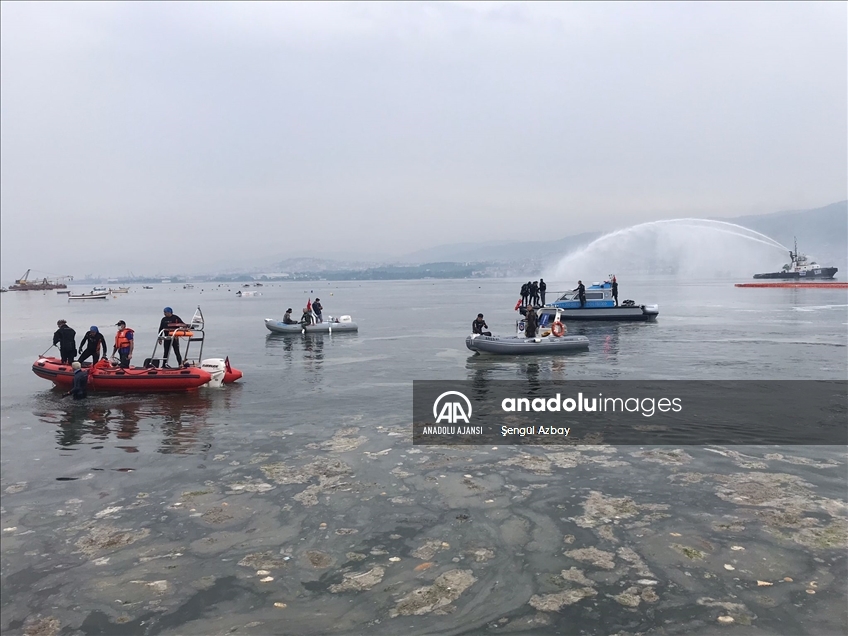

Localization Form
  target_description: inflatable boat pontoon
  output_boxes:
[265,316,358,334]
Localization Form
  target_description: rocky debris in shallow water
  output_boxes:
[260,458,351,485]
[23,616,61,636]
[76,526,150,556]
[5,482,27,494]
[671,544,706,560]
[200,507,234,524]
[597,525,617,542]
[631,449,693,465]
[529,587,597,611]
[564,547,616,570]
[791,519,848,549]
[321,428,367,453]
[293,475,352,507]
[617,547,654,577]
[466,548,495,562]
[641,587,659,603]
[305,551,335,569]
[130,580,168,595]
[670,472,706,484]
[560,567,593,586]
[697,598,756,624]
[500,454,552,474]
[228,481,274,493]
[390,569,476,617]
[345,552,367,562]
[238,552,288,570]
[612,587,641,607]
[329,566,385,593]
[412,539,448,560]
[714,472,816,508]
[414,562,433,572]
[335,528,358,535]
[717,616,734,625]
[572,491,643,528]
[563,534,575,545]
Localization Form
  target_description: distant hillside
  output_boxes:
[725,201,847,267]
[398,201,847,272]
[400,231,601,265]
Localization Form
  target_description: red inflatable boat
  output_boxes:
[33,357,213,392]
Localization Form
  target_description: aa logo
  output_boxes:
[433,391,472,424]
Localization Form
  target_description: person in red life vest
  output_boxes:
[78,326,108,364]
[112,320,135,368]
[158,307,186,368]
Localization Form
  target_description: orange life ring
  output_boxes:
[551,321,565,337]
[172,330,193,337]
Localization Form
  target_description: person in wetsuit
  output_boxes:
[282,308,297,324]
[539,278,547,306]
[78,326,108,364]
[65,361,88,400]
[53,320,77,364]
[530,281,539,306]
[472,313,492,336]
[524,307,539,338]
[300,307,314,327]
[611,277,618,307]
[520,282,528,307]
[158,307,186,368]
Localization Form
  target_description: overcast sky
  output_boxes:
[1,2,845,277]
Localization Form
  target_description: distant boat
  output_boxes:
[184,284,195,289]
[56,290,71,295]
[69,291,109,300]
[92,286,107,292]
[753,239,838,280]
[143,286,154,289]
[109,287,130,294]
[161,279,171,283]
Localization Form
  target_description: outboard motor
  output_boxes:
[200,358,226,388]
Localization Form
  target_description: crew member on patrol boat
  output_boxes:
[574,280,586,307]
[78,326,108,364]
[112,320,135,368]
[472,313,492,336]
[158,307,186,367]
[524,307,539,338]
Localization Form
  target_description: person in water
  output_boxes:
[282,308,297,324]
[574,280,586,307]
[539,278,547,306]
[611,276,618,307]
[524,306,539,338]
[300,307,314,327]
[158,307,186,367]
[65,361,88,400]
[312,298,323,323]
[78,326,108,364]
[53,319,77,365]
[113,320,135,368]
[472,313,491,336]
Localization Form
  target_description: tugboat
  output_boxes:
[753,239,838,280]
[542,280,658,321]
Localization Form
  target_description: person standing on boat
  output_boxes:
[472,313,492,336]
[539,279,547,306]
[529,281,538,306]
[520,282,528,307]
[64,361,88,400]
[53,319,77,365]
[158,308,185,368]
[312,298,324,323]
[283,308,297,324]
[574,281,586,307]
[524,307,539,338]
[112,320,135,368]
[78,326,108,364]
[611,276,618,307]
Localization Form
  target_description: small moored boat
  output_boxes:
[265,316,358,334]
[466,333,589,355]
[68,291,109,300]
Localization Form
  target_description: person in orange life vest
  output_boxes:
[158,307,186,368]
[112,320,134,368]
[78,326,108,364]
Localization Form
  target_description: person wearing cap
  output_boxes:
[282,308,297,325]
[53,319,77,365]
[112,321,135,368]
[312,298,323,323]
[158,307,186,367]
[78,326,108,364]
[472,313,491,336]
[64,361,88,400]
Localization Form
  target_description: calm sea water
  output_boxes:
[1,278,846,635]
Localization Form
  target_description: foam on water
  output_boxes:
[548,218,789,281]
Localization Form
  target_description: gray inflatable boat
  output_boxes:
[466,333,589,355]
[265,317,358,334]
